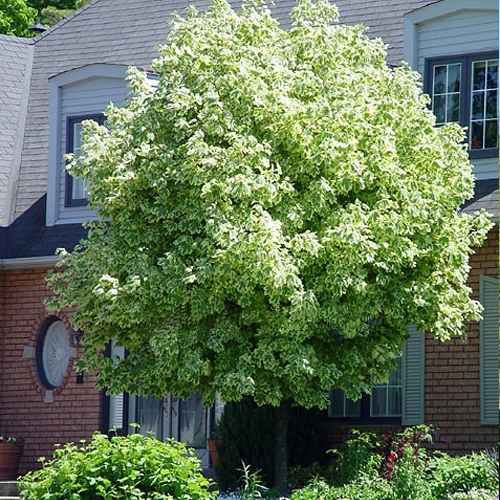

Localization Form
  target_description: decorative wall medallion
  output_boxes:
[37,318,70,390]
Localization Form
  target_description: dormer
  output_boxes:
[46,63,130,226]
[404,0,498,180]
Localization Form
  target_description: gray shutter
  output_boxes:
[108,342,125,430]
[480,276,499,425]
[402,325,425,425]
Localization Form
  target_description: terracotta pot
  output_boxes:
[0,443,23,480]
[208,436,220,469]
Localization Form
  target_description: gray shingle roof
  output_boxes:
[462,179,499,222]
[0,0,497,259]
[0,35,33,227]
[332,0,439,66]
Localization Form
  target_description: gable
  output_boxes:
[404,0,499,71]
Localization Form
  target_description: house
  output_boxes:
[0,0,497,476]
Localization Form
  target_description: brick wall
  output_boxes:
[426,227,498,454]
[0,267,102,474]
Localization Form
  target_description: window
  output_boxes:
[36,317,70,390]
[330,355,403,423]
[65,114,104,207]
[426,52,499,158]
[329,327,425,425]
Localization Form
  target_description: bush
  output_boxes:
[18,432,215,499]
[445,489,497,500]
[292,427,497,500]
[328,428,381,486]
[428,451,497,499]
[290,476,394,500]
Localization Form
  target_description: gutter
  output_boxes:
[0,255,59,270]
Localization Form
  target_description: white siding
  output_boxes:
[57,76,129,222]
[416,10,498,74]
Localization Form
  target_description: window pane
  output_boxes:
[330,389,361,418]
[136,396,162,437]
[485,120,498,149]
[472,92,485,120]
[433,65,447,94]
[433,95,446,123]
[486,90,497,119]
[473,61,486,90]
[487,61,498,90]
[345,398,361,418]
[388,387,402,416]
[330,389,345,418]
[70,120,88,200]
[389,357,402,385]
[73,122,83,156]
[470,59,498,151]
[71,177,88,200]
[447,64,461,93]
[470,121,484,149]
[371,387,387,417]
[447,93,460,122]
[179,393,206,449]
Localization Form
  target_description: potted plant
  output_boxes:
[0,422,23,480]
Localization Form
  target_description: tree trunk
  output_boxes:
[274,399,291,496]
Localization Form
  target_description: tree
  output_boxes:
[26,1,89,29]
[0,0,37,36]
[47,0,492,493]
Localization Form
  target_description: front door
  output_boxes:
[131,393,211,467]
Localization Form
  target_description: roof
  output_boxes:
[0,195,86,260]
[0,0,497,261]
[0,35,33,227]
[332,0,439,66]
[462,179,499,222]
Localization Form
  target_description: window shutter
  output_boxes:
[480,276,499,425]
[108,341,125,431]
[402,325,425,425]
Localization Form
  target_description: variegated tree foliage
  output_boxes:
[47,0,492,410]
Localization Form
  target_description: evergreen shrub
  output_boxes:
[216,397,328,491]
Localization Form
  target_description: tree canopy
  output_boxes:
[0,0,90,35]
[0,0,37,36]
[48,0,491,411]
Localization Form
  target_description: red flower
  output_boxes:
[388,452,398,462]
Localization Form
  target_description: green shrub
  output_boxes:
[445,489,497,500]
[390,445,434,500]
[288,462,336,490]
[428,452,495,498]
[328,428,381,486]
[18,432,215,499]
[290,475,395,500]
